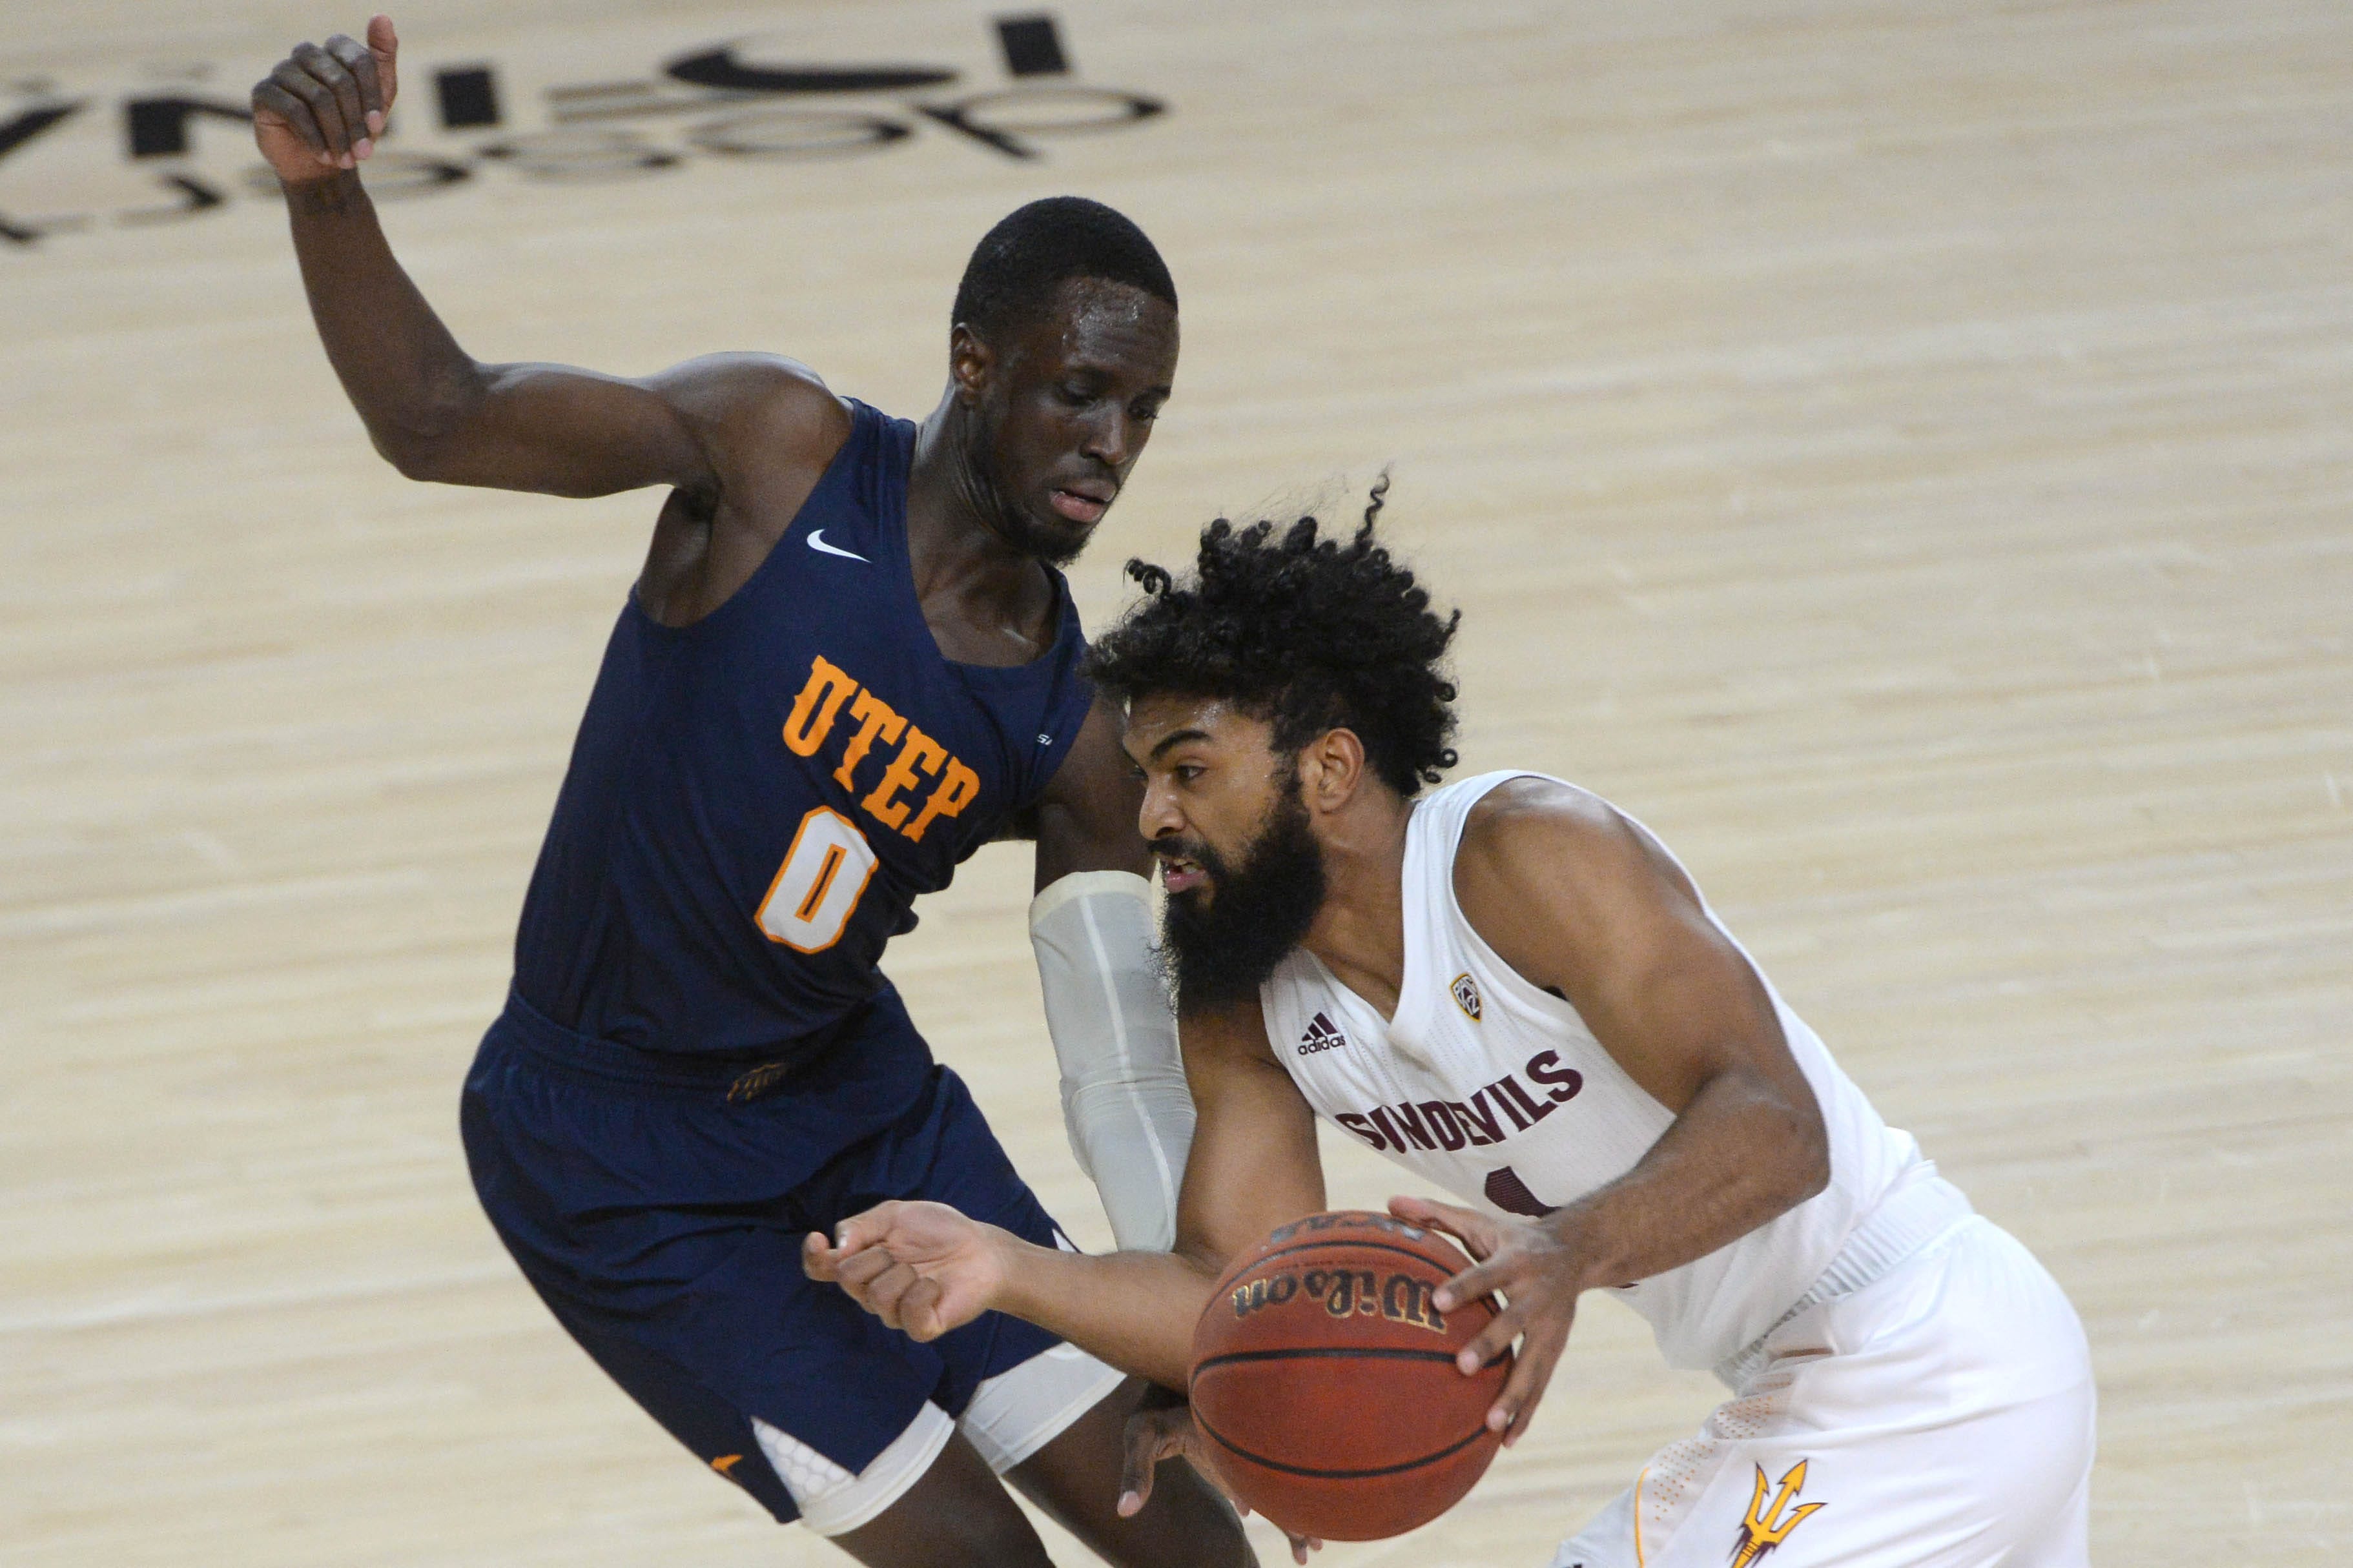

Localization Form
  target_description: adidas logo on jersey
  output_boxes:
[1297,1012,1350,1055]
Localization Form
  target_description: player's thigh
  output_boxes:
[1643,1385,2089,1566]
[828,1428,1053,1568]
[1004,1376,1255,1568]
[1639,1222,2092,1566]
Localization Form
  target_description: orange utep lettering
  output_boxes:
[832,689,907,791]
[781,657,859,757]
[904,759,980,843]
[863,726,947,831]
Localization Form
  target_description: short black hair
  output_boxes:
[1087,480,1462,796]
[952,196,1176,342]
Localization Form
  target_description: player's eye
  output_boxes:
[1174,763,1206,784]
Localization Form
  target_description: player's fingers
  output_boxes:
[830,1244,899,1293]
[1115,1410,1184,1516]
[291,42,362,165]
[1290,1532,1324,1563]
[1388,1194,1500,1261]
[1457,1298,1524,1376]
[800,1230,839,1281]
[1492,1315,1569,1445]
[367,13,401,112]
[251,82,327,157]
[860,1259,922,1329]
[272,59,347,165]
[1432,1254,1515,1315]
[302,39,367,142]
[829,1203,903,1256]
[900,1278,947,1343]
[325,33,385,141]
[264,65,337,166]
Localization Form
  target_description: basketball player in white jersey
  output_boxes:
[807,491,2097,1565]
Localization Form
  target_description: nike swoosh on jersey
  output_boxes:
[807,529,869,563]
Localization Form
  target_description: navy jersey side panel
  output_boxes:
[511,401,1097,1056]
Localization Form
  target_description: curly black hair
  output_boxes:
[1087,479,1462,795]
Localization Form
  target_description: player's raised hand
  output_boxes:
[801,1199,1005,1343]
[1389,1193,1582,1447]
[1118,1401,1322,1564]
[251,14,399,182]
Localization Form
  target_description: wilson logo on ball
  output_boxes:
[1228,1267,1448,1332]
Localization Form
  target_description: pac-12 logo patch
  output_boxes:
[1450,972,1483,1021]
[1730,1460,1826,1567]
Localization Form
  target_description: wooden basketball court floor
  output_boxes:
[4,0,2348,1560]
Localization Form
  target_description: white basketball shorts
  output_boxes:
[1551,1215,2095,1567]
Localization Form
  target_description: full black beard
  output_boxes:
[1159,784,1328,1014]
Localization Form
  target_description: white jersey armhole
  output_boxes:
[1415,769,1607,1038]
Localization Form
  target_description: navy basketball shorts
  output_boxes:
[460,988,1124,1532]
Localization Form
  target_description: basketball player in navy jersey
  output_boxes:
[254,18,1248,1567]
[810,498,2097,1565]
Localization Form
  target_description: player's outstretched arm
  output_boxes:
[1394,779,1832,1445]
[1023,695,1196,1251]
[805,999,1324,1389]
[253,17,840,498]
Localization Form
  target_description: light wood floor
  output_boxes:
[5,0,2349,1561]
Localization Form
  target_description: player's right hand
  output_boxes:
[1119,1403,1322,1565]
[251,14,398,183]
[802,1199,1005,1343]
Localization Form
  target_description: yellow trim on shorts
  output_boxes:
[1633,1465,1649,1566]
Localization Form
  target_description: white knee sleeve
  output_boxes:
[754,1404,954,1536]
[1029,871,1195,1251]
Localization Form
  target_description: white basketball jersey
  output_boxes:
[1259,771,1930,1372]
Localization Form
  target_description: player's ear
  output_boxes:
[1298,728,1368,814]
[949,324,993,406]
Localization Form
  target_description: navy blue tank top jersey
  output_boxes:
[511,400,1096,1057]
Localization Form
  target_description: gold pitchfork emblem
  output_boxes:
[1729,1460,1827,1566]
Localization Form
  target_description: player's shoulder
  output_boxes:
[1459,775,1632,862]
[650,352,854,464]
[1453,775,1662,919]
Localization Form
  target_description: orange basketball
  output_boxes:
[1187,1210,1510,1542]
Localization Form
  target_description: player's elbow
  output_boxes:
[1775,1090,1832,1208]
[373,427,450,481]
[1721,1061,1829,1212]
[370,366,491,482]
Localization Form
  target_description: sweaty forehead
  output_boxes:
[1027,279,1178,372]
[1121,695,1264,762]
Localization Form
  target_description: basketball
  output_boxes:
[1187,1211,1510,1541]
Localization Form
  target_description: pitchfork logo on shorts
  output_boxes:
[1729,1460,1825,1565]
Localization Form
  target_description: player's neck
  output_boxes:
[903,394,1058,658]
[907,394,1038,590]
[1298,791,1415,1021]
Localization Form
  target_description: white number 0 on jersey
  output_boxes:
[755,806,879,953]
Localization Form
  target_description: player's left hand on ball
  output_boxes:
[800,1199,1002,1343]
[1118,1401,1322,1564]
[1389,1193,1584,1447]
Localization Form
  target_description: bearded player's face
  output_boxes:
[956,278,1178,567]
[1124,695,1330,1013]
